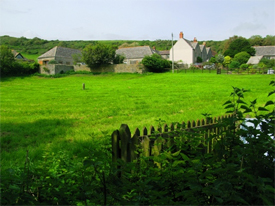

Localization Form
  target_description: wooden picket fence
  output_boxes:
[111,114,233,164]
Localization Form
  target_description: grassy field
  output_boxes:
[21,53,40,62]
[1,72,274,169]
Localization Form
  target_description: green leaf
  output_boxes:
[172,160,186,167]
[224,104,234,109]
[258,107,269,111]
[172,150,181,157]
[237,99,246,104]
[243,109,252,113]
[240,105,250,110]
[265,100,274,107]
[250,99,257,105]
[268,90,275,97]
[180,153,190,161]
[223,100,232,106]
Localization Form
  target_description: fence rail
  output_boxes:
[112,114,233,164]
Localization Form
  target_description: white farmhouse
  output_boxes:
[169,32,212,66]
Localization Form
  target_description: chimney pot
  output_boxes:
[193,37,197,42]
[179,32,183,39]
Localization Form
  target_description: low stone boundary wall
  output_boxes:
[74,64,146,74]
[40,64,74,75]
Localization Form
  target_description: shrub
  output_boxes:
[229,60,240,69]
[141,53,171,73]
[240,63,249,69]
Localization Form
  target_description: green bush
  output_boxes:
[240,63,249,69]
[141,53,171,73]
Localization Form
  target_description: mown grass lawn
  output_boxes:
[1,72,273,169]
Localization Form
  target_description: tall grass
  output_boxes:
[1,72,273,169]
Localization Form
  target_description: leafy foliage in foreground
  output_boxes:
[1,82,274,205]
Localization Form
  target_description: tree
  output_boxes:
[82,43,116,68]
[196,56,202,63]
[249,35,263,46]
[215,53,224,64]
[113,54,125,64]
[223,56,232,68]
[141,53,171,73]
[234,51,251,65]
[229,60,240,69]
[224,37,255,57]
[0,45,15,75]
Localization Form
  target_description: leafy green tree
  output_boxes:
[224,37,255,57]
[209,56,216,63]
[240,63,249,69]
[82,43,116,68]
[196,56,202,63]
[113,54,125,64]
[234,51,251,65]
[229,60,240,69]
[141,53,171,73]
[215,53,224,64]
[0,45,15,75]
[223,55,231,68]
[249,35,263,46]
[260,58,275,68]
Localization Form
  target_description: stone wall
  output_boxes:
[74,64,147,74]
[40,64,74,75]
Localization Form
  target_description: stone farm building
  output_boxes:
[116,46,159,64]
[38,46,82,66]
[38,46,82,75]
[247,46,275,65]
[169,32,212,66]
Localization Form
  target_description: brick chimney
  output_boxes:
[179,32,184,39]
[193,37,197,43]
[153,46,156,50]
[203,42,206,46]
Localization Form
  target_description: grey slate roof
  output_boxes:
[253,46,275,56]
[116,46,157,59]
[38,46,82,59]
[190,41,199,49]
[199,45,205,52]
[247,56,263,65]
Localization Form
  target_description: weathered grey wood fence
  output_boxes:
[112,114,233,164]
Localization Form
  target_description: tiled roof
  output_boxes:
[116,46,156,59]
[247,56,263,65]
[38,46,81,59]
[253,46,275,56]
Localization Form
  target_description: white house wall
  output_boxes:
[169,38,193,65]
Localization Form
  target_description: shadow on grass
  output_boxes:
[1,118,76,167]
[0,75,30,82]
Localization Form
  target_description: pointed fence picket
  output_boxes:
[111,115,233,165]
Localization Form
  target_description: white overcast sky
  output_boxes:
[0,0,274,41]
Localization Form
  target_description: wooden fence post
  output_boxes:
[111,130,120,164]
[119,124,131,163]
[131,128,140,161]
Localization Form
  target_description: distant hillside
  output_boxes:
[1,35,274,61]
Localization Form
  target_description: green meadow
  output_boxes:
[1,72,273,169]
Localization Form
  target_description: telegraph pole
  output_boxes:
[171,33,174,73]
